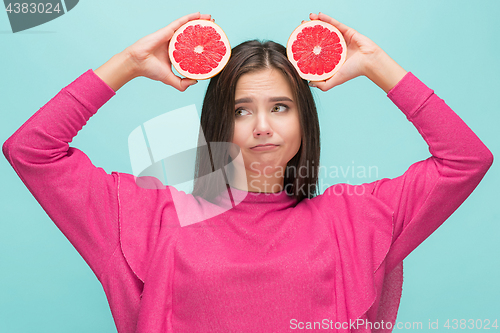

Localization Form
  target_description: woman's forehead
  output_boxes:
[235,68,294,100]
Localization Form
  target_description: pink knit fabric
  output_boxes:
[3,70,493,333]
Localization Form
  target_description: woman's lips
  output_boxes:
[250,144,279,151]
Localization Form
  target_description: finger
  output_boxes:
[316,12,351,35]
[199,13,212,21]
[309,80,331,92]
[309,72,347,92]
[153,12,202,43]
[178,78,198,91]
[163,72,198,91]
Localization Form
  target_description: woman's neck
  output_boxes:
[229,166,285,194]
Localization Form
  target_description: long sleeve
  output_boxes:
[314,72,494,327]
[2,69,119,279]
[372,72,493,272]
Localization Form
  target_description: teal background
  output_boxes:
[1,0,498,332]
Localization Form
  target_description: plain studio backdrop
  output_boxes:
[1,0,498,332]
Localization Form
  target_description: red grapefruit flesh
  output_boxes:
[287,20,347,81]
[169,19,231,80]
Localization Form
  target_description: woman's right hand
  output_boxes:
[95,12,212,92]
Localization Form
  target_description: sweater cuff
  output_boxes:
[64,69,116,114]
[387,72,434,120]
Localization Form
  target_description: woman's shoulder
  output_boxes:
[309,180,381,206]
[113,172,237,227]
[307,179,394,227]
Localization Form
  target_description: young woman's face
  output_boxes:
[231,68,302,177]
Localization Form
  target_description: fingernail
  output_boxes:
[309,82,316,87]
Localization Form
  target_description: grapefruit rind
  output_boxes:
[286,20,347,82]
[168,19,231,80]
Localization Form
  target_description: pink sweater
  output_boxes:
[3,70,493,332]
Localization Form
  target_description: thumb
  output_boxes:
[160,73,197,91]
[177,78,198,91]
[309,80,337,92]
[309,72,348,91]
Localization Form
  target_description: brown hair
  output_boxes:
[192,40,320,203]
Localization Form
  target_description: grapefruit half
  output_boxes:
[287,20,347,81]
[168,19,231,80]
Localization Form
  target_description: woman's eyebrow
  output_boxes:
[269,96,294,103]
[234,96,294,105]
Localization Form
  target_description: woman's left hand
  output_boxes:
[307,12,407,93]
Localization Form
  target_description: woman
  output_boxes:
[3,11,493,333]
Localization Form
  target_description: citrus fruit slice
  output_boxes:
[287,20,347,81]
[168,19,231,80]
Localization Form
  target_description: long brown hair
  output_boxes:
[192,40,320,203]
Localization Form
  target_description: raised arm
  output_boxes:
[373,72,493,271]
[2,70,119,279]
[2,12,212,279]
[310,12,493,271]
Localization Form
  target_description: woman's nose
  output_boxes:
[253,113,273,137]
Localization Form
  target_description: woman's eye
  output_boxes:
[272,105,288,113]
[235,108,250,117]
